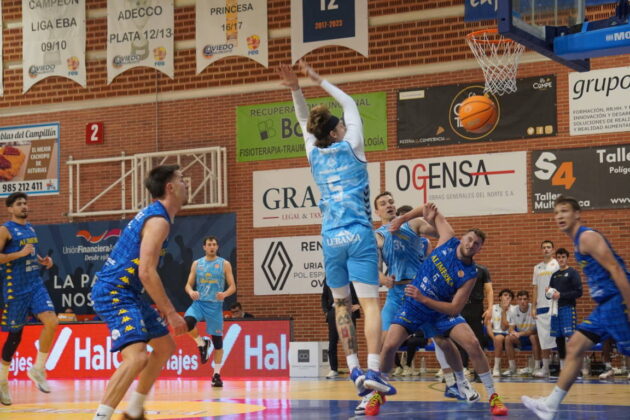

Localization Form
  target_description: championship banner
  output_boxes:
[290,0,368,64]
[253,163,381,228]
[532,145,630,212]
[107,0,174,84]
[196,0,268,73]
[397,76,557,147]
[254,235,325,295]
[569,66,630,136]
[22,0,86,93]
[385,152,527,217]
[0,123,60,196]
[10,320,290,379]
[237,91,386,162]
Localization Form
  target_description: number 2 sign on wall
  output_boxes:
[86,122,104,145]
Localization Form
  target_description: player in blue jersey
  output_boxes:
[0,192,57,405]
[380,202,508,416]
[523,195,630,420]
[278,61,394,397]
[92,165,188,420]
[184,235,235,388]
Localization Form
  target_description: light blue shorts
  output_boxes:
[185,300,224,336]
[382,284,405,331]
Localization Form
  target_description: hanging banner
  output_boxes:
[237,91,386,162]
[22,0,86,93]
[0,6,3,96]
[290,0,368,64]
[196,0,268,73]
[107,0,174,84]
[385,152,528,217]
[0,123,60,196]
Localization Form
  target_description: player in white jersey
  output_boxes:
[504,291,541,376]
[532,240,560,377]
[278,62,394,397]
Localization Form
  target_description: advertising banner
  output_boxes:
[107,0,174,83]
[253,163,380,228]
[0,123,60,196]
[569,66,630,135]
[9,320,290,379]
[291,0,368,64]
[532,144,630,212]
[397,76,556,147]
[22,0,86,92]
[196,0,268,73]
[254,235,325,295]
[385,152,527,217]
[237,91,386,161]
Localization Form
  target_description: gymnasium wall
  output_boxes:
[0,1,629,364]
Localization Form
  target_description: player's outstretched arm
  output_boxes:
[277,64,316,156]
[404,278,476,316]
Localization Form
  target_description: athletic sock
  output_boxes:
[214,363,222,375]
[94,404,114,420]
[454,370,465,384]
[493,358,501,371]
[444,372,456,387]
[560,359,565,369]
[545,386,568,410]
[0,363,9,381]
[195,336,205,347]
[478,371,496,396]
[34,352,49,371]
[367,354,380,372]
[126,391,147,418]
[605,362,612,370]
[535,360,542,370]
[508,360,516,370]
[347,354,360,371]
[542,358,551,372]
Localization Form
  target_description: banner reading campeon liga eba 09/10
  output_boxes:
[196,0,268,73]
[107,0,174,84]
[291,0,368,64]
[22,0,86,93]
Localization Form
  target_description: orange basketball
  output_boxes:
[457,95,498,134]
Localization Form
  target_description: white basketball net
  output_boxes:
[466,30,525,96]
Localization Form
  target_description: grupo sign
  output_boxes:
[253,163,381,228]
[10,320,290,379]
[384,151,527,217]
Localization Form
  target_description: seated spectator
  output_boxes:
[486,288,514,377]
[57,308,78,323]
[504,290,541,376]
[230,302,254,318]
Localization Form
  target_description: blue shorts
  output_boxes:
[322,224,378,289]
[92,281,169,353]
[551,305,577,338]
[393,300,466,338]
[1,283,55,332]
[382,285,405,331]
[577,294,630,356]
[185,300,224,336]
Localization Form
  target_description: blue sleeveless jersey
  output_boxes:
[1,221,42,297]
[573,226,630,304]
[95,201,170,294]
[309,141,372,232]
[376,222,429,282]
[195,256,226,302]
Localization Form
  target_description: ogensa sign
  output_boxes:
[12,320,290,379]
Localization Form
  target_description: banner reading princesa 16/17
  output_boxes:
[236,91,387,161]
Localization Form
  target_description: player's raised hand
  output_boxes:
[276,64,300,90]
[298,60,322,83]
[423,202,438,223]
[167,311,187,336]
[388,216,404,232]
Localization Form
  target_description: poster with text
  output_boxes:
[237,91,386,161]
[196,0,268,73]
[107,0,174,83]
[22,0,85,92]
[291,0,367,63]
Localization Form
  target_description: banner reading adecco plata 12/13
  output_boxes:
[237,92,386,161]
[532,144,630,212]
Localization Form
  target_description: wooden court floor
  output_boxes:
[0,375,629,419]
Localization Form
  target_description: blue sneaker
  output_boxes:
[444,384,465,400]
[364,369,397,396]
[350,367,369,396]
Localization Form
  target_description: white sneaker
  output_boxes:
[501,368,516,377]
[326,370,339,379]
[463,368,472,378]
[492,369,501,377]
[599,369,614,380]
[402,366,414,376]
[533,368,550,378]
[518,367,533,375]
[354,391,375,415]
[0,380,11,406]
[456,379,480,403]
[27,367,51,393]
[435,368,444,378]
[391,366,404,376]
[521,395,557,420]
[612,367,623,375]
[581,368,590,377]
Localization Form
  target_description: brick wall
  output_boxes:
[1,1,628,368]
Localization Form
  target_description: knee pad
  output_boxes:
[184,316,197,332]
[2,330,23,362]
[211,335,223,350]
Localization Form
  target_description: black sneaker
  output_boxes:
[198,337,210,364]
[212,373,223,387]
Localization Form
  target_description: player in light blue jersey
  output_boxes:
[278,61,394,399]
[92,165,188,420]
[184,235,235,388]
[523,196,630,420]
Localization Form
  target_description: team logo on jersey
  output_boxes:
[457,270,464,278]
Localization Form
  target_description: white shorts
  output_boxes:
[536,310,556,350]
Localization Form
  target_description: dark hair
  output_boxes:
[144,165,180,199]
[555,247,570,257]
[396,205,413,216]
[307,105,338,148]
[554,195,580,211]
[230,302,242,310]
[6,192,27,207]
[466,228,486,243]
[516,290,529,298]
[541,240,554,248]
[499,288,514,299]
[203,235,218,245]
[374,191,392,210]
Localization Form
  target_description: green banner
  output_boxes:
[237,91,387,162]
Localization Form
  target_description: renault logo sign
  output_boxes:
[261,241,293,291]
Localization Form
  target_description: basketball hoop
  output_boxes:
[466,29,525,96]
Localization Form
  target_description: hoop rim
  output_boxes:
[466,28,517,44]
